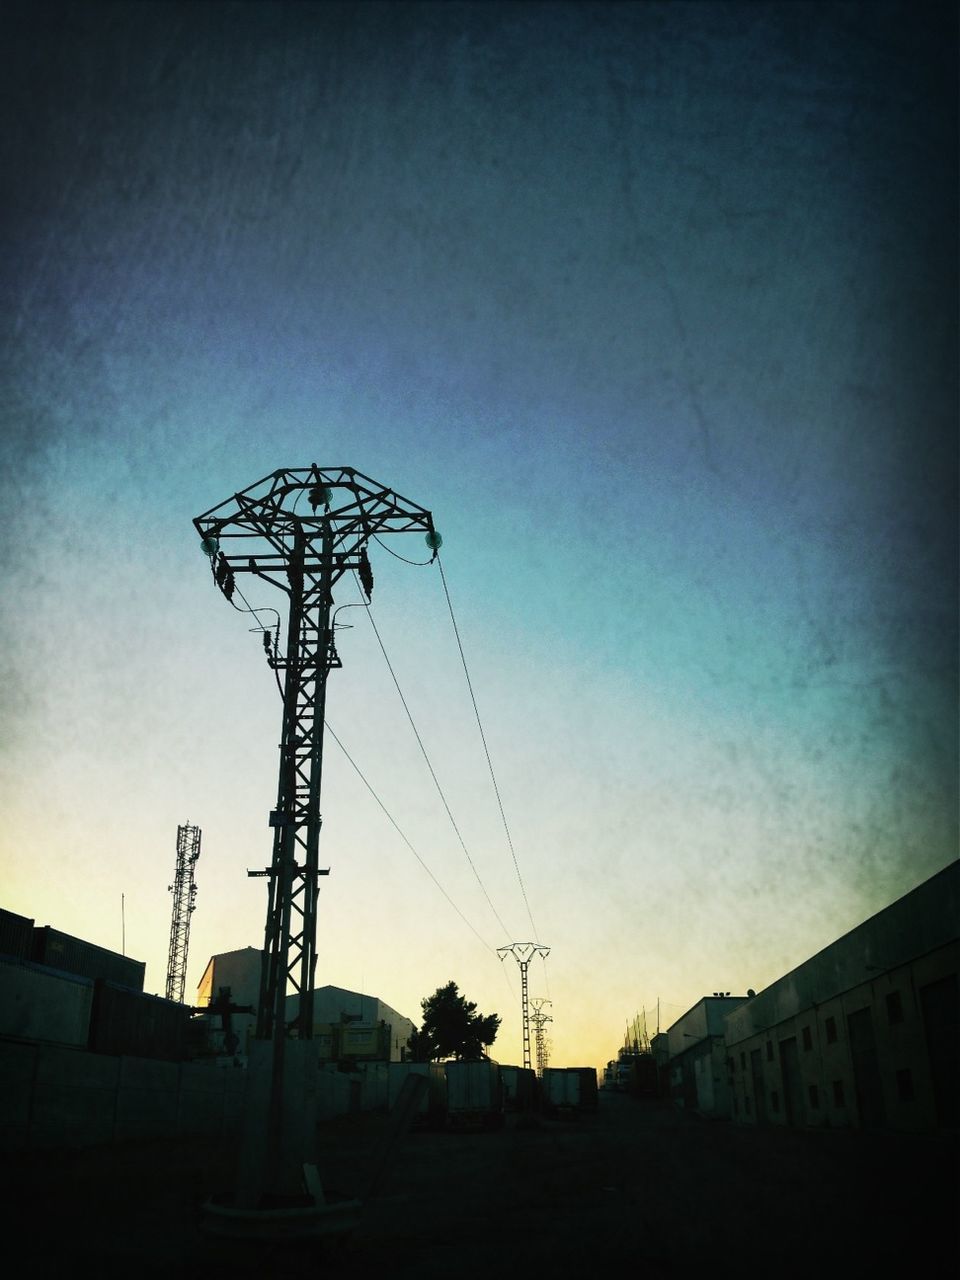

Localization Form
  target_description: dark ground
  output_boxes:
[5,1092,957,1277]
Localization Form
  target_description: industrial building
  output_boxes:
[197,947,415,1063]
[611,864,957,1133]
[723,861,958,1133]
[665,994,748,1118]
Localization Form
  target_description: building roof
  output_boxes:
[724,860,959,1046]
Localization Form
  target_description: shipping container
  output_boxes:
[88,980,192,1061]
[0,909,35,961]
[500,1065,537,1111]
[444,1059,503,1129]
[542,1066,598,1114]
[32,926,146,992]
[388,1061,447,1121]
[0,955,93,1048]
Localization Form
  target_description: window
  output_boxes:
[808,1084,819,1109]
[766,1040,773,1061]
[740,1052,746,1069]
[727,1057,735,1072]
[802,1026,813,1051]
[825,1016,837,1044]
[896,1068,914,1102]
[886,991,904,1025]
[770,1090,779,1113]
[745,1094,751,1114]
[833,1080,844,1106]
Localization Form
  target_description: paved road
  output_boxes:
[6,1091,956,1276]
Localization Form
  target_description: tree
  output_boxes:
[409,981,501,1061]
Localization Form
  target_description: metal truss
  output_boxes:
[531,997,553,1076]
[194,467,437,1051]
[165,823,201,1004]
[497,942,550,1071]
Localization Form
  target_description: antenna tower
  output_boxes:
[165,823,200,1004]
[194,466,438,1208]
[497,942,550,1070]
[530,996,552,1075]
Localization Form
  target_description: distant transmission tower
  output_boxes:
[165,823,201,1003]
[531,997,552,1075]
[497,942,550,1070]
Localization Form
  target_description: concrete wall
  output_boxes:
[0,1040,247,1152]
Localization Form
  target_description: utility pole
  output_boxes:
[530,996,552,1076]
[194,467,438,1222]
[165,823,200,1004]
[497,942,550,1071]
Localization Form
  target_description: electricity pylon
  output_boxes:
[497,942,550,1071]
[531,996,552,1076]
[194,466,438,1211]
[165,823,200,1004]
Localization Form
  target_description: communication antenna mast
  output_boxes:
[530,997,552,1076]
[165,823,200,1004]
[497,942,550,1071]
[194,466,438,1214]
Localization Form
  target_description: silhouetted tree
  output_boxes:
[409,981,501,1061]
[406,1025,433,1063]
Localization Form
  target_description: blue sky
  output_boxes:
[2,0,956,1070]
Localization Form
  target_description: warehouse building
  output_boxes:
[665,994,748,1118]
[724,861,958,1133]
[196,947,415,1062]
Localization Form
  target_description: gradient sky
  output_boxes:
[2,0,956,1072]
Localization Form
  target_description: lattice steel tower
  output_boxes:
[531,996,552,1076]
[195,467,437,1201]
[497,942,550,1071]
[165,823,201,1004]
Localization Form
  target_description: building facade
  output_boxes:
[196,949,415,1062]
[666,994,747,1118]
[724,862,958,1133]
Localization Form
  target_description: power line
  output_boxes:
[230,552,519,1002]
[229,547,531,1005]
[325,721,496,954]
[371,531,435,566]
[254,584,515,991]
[436,552,540,941]
[355,574,514,941]
[539,950,552,1001]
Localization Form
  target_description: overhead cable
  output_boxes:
[355,573,515,942]
[325,721,497,954]
[436,552,540,942]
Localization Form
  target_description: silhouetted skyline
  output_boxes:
[2,0,956,1071]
